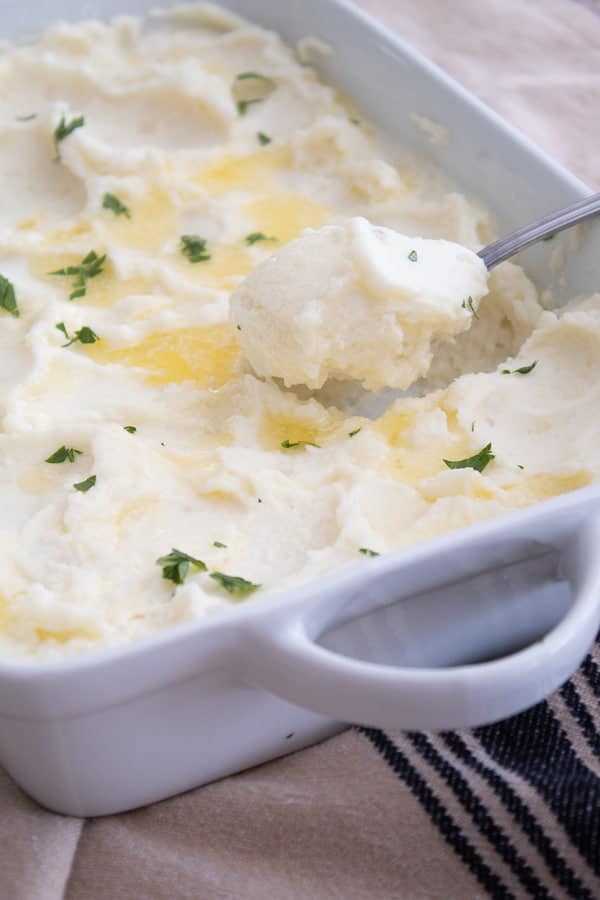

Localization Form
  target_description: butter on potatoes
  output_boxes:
[231,218,488,390]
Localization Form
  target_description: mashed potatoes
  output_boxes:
[0,4,592,662]
[231,218,489,390]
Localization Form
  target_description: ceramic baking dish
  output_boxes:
[1,0,600,817]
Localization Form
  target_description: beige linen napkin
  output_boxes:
[2,1,600,898]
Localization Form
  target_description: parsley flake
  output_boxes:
[245,232,276,245]
[102,192,131,218]
[180,235,211,263]
[542,234,555,242]
[45,445,83,464]
[359,548,379,557]
[123,425,137,434]
[444,443,495,473]
[55,322,100,347]
[281,439,320,449]
[461,295,479,319]
[73,474,96,492]
[236,71,274,83]
[16,113,37,122]
[213,541,227,549]
[408,249,418,262]
[348,428,362,438]
[210,571,260,598]
[502,361,537,376]
[50,250,106,300]
[257,131,272,145]
[54,115,85,159]
[0,275,19,318]
[157,548,207,585]
[237,99,263,116]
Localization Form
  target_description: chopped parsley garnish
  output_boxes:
[517,464,525,470]
[73,474,96,492]
[123,425,137,434]
[349,117,361,126]
[542,234,555,242]
[0,275,19,318]
[16,113,37,122]
[502,361,537,376]
[257,131,272,145]
[237,99,263,116]
[359,547,379,557]
[281,439,320,449]
[102,192,131,218]
[45,445,82,464]
[54,115,85,159]
[236,71,274,83]
[236,324,242,331]
[461,295,479,319]
[407,249,418,262]
[348,428,362,438]
[210,571,260,598]
[245,232,276,245]
[444,443,495,473]
[157,548,207,585]
[50,250,106,300]
[213,541,227,548]
[180,235,211,263]
[55,322,100,347]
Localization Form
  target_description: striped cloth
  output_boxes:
[1,1,600,898]
[360,637,600,898]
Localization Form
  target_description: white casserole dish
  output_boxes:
[1,0,600,817]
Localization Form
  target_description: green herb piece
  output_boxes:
[180,234,211,263]
[281,439,320,449]
[237,99,263,116]
[50,250,106,299]
[461,295,479,319]
[157,548,207,585]
[257,131,272,145]
[123,425,137,434]
[209,571,260,598]
[16,113,37,122]
[517,464,525,470]
[236,324,242,331]
[102,192,131,218]
[213,541,227,548]
[245,231,276,245]
[54,115,85,158]
[236,71,274,83]
[408,249,418,262]
[55,323,100,347]
[45,445,83,464]
[349,117,361,126]
[542,234,555,242]
[444,442,495,473]
[471,421,475,432]
[0,275,19,318]
[359,547,379,557]
[501,361,537,376]
[348,428,362,438]
[73,474,96,492]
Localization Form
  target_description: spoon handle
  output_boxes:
[478,192,600,270]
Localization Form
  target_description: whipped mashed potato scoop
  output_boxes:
[231,217,489,390]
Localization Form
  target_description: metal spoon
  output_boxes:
[478,191,600,269]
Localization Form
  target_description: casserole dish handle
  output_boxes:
[242,508,600,730]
